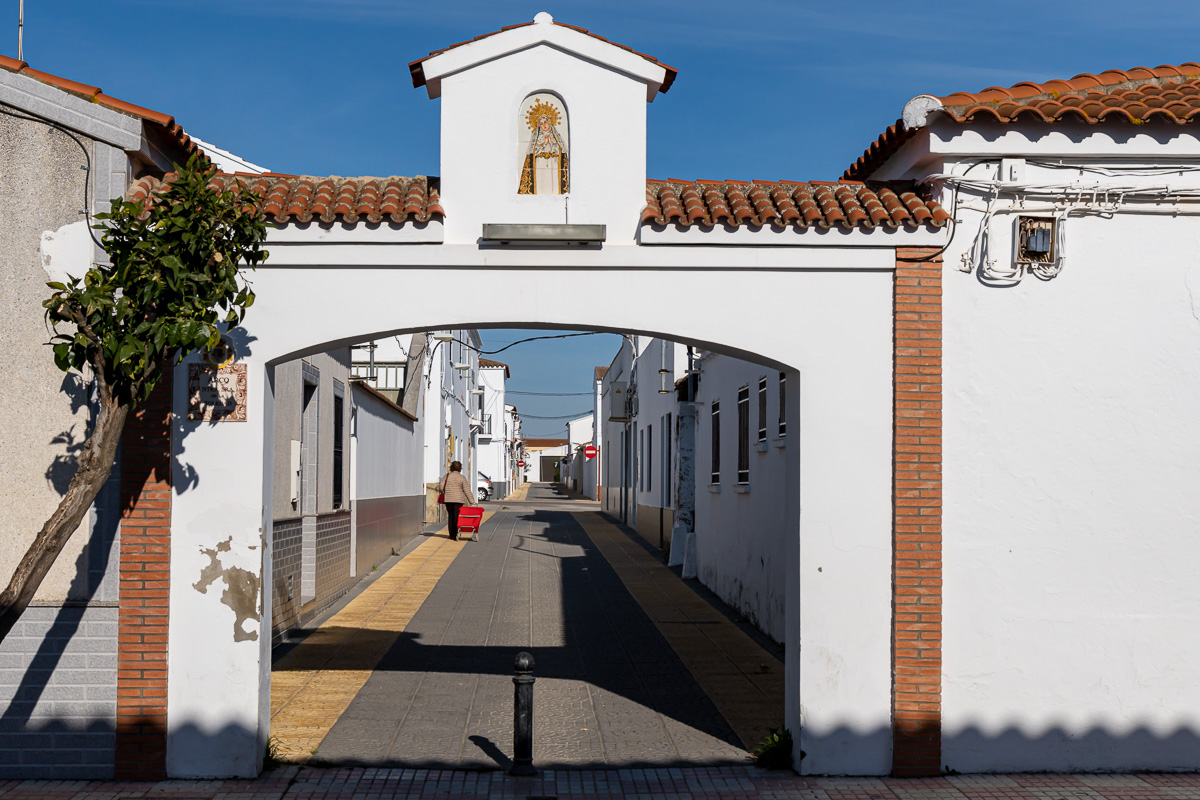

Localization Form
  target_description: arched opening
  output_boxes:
[259,321,800,769]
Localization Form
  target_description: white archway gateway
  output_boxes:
[124,15,950,778]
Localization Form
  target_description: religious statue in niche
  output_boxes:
[518,94,569,195]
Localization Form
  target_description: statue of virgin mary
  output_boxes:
[518,98,569,195]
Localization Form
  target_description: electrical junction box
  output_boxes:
[1015,216,1057,267]
[608,382,629,422]
[1000,157,1026,183]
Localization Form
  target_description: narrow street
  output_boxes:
[271,484,782,769]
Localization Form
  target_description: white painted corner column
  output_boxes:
[166,354,274,778]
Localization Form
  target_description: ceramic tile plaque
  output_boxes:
[188,363,247,422]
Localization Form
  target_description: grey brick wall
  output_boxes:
[0,604,117,779]
[271,518,304,640]
[315,511,352,614]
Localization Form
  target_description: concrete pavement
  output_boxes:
[314,484,754,768]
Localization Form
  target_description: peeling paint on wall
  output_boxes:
[193,537,261,642]
[40,220,92,285]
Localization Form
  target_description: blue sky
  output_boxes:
[12,1,1200,428]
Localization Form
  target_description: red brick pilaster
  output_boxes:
[892,248,943,777]
[116,371,173,779]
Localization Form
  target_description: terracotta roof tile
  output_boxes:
[523,438,569,448]
[0,54,199,159]
[594,366,609,382]
[642,179,950,230]
[935,63,1200,125]
[479,357,511,378]
[846,62,1200,180]
[409,20,677,93]
[126,173,445,225]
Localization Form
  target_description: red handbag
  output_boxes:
[437,474,448,505]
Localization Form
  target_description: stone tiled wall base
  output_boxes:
[892,248,943,776]
[0,604,117,778]
[314,511,352,614]
[272,518,303,640]
[116,373,173,780]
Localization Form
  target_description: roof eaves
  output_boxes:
[409,19,676,93]
[0,53,201,164]
[845,61,1200,180]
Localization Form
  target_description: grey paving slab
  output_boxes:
[315,484,748,770]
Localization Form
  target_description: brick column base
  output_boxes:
[892,248,943,776]
[116,371,173,779]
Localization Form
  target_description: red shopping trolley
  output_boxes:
[457,506,484,541]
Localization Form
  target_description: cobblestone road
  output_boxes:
[316,485,750,769]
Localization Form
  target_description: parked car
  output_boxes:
[477,472,494,503]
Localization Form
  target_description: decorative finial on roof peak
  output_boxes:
[534,11,554,25]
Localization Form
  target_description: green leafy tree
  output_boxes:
[0,154,268,642]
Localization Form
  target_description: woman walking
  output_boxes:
[440,461,472,540]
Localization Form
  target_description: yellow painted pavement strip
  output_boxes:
[570,512,785,751]
[269,514,493,762]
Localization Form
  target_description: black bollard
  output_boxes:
[510,651,537,776]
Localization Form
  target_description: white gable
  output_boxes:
[425,14,667,245]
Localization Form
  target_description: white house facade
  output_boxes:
[476,358,512,499]
[4,15,1200,782]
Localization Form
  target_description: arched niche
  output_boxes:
[517,92,569,195]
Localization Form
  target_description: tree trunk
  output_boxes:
[0,398,130,643]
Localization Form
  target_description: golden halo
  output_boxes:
[525,99,562,131]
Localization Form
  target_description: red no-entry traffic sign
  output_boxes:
[517,460,526,468]
[583,445,598,460]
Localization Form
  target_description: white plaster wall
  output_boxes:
[941,183,1200,772]
[420,330,479,492]
[351,385,423,501]
[437,44,648,244]
[632,338,679,514]
[692,352,791,643]
[0,120,102,601]
[476,366,509,493]
[600,342,633,516]
[568,414,594,447]
[524,445,568,482]
[168,351,270,778]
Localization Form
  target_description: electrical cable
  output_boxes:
[0,103,105,251]
[516,411,593,420]
[897,158,997,263]
[450,331,610,356]
[507,390,593,396]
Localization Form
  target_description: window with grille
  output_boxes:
[757,378,767,442]
[332,394,344,509]
[646,424,652,492]
[737,386,750,484]
[639,427,645,491]
[710,400,720,484]
[664,414,672,505]
[778,372,787,437]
